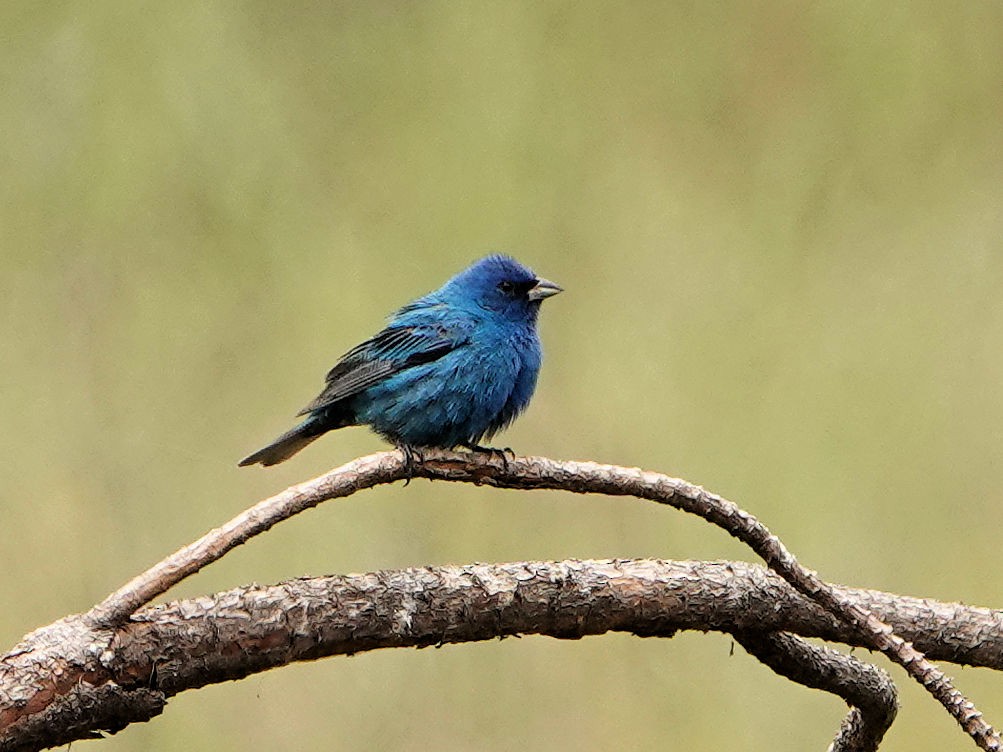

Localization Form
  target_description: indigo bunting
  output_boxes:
[239,255,562,467]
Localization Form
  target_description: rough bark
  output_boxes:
[733,630,896,752]
[6,558,1003,750]
[2,450,1000,750]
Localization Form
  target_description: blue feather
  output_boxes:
[239,255,561,466]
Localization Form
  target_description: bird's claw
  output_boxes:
[398,444,426,485]
[463,443,514,471]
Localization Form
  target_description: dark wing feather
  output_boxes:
[297,323,463,415]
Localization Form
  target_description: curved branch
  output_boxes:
[3,451,1000,750]
[82,449,1000,748]
[734,631,896,752]
[9,557,992,751]
[85,451,408,628]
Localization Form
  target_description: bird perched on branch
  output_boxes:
[239,255,562,467]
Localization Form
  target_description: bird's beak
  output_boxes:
[528,277,563,302]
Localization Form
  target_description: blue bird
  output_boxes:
[238,255,562,467]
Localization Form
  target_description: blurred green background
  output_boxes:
[2,2,1002,750]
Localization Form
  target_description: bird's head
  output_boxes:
[443,255,562,323]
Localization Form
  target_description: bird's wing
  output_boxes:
[297,320,467,415]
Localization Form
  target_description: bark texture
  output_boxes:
[2,450,1000,751]
[5,559,1003,750]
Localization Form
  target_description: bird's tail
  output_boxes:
[238,418,324,467]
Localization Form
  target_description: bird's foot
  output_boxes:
[397,443,427,485]
[462,443,515,471]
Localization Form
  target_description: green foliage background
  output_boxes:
[3,3,1002,750]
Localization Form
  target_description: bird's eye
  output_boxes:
[498,280,516,295]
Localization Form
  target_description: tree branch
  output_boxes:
[733,630,896,752]
[2,451,1000,750]
[6,557,997,751]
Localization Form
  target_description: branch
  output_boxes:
[16,557,998,751]
[734,631,896,752]
[83,449,998,747]
[1,451,999,750]
[6,557,1003,750]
